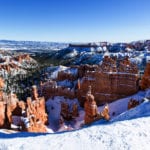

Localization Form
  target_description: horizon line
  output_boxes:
[0,38,149,44]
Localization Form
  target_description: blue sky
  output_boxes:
[0,0,150,42]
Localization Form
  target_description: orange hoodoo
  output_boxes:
[84,86,98,124]
[140,63,150,90]
[100,104,110,121]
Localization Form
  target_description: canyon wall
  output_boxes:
[40,56,139,106]
[78,71,139,106]
[78,56,139,106]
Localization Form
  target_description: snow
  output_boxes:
[64,49,78,58]
[46,96,79,131]
[57,80,73,88]
[0,90,150,149]
[50,65,68,79]
[0,105,150,150]
[49,65,78,79]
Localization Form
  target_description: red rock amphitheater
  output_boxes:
[40,56,139,106]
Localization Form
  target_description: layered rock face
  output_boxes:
[78,56,139,106]
[39,80,76,100]
[140,63,150,90]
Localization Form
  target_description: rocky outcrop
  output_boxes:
[140,63,150,90]
[57,70,77,81]
[78,56,139,106]
[60,102,71,120]
[72,103,79,118]
[14,54,31,63]
[84,86,98,124]
[0,78,48,132]
[128,99,140,110]
[0,52,37,80]
[0,101,5,128]
[40,56,139,106]
[25,97,48,132]
[39,80,76,100]
[84,86,110,124]
[60,102,79,121]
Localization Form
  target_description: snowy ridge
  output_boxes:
[111,100,150,122]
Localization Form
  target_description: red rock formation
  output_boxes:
[60,102,71,120]
[25,96,48,132]
[140,63,150,90]
[57,71,77,81]
[14,54,31,63]
[60,102,79,121]
[78,64,98,78]
[78,56,139,106]
[0,101,5,128]
[72,103,79,118]
[128,99,140,110]
[0,77,5,100]
[0,78,48,132]
[39,57,139,106]
[100,104,110,121]
[40,80,76,100]
[84,86,98,124]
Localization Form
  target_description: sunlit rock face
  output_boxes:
[84,86,110,124]
[84,86,98,124]
[140,63,150,90]
[25,96,48,133]
[78,56,139,106]
[0,101,5,127]
[40,56,139,106]
[0,78,48,133]
[39,80,76,100]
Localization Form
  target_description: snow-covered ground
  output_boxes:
[0,90,150,150]
[0,100,150,150]
[45,90,146,132]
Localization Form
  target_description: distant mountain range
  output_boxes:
[0,39,150,69]
[0,40,68,51]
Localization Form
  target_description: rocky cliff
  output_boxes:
[78,56,139,106]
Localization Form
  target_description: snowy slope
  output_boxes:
[0,102,150,150]
[45,90,146,132]
[0,90,150,150]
